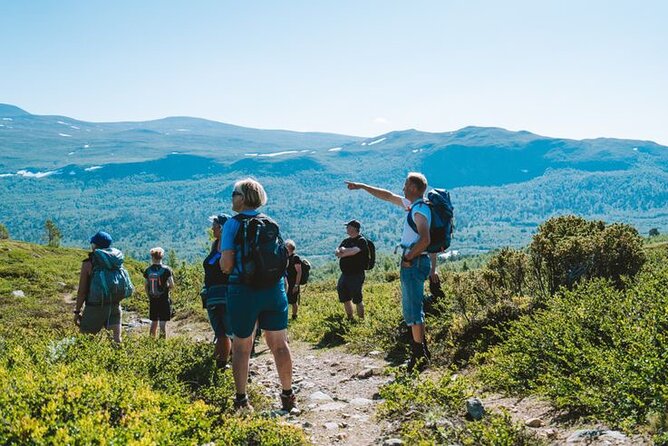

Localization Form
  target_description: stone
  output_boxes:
[350,398,374,407]
[466,397,485,420]
[315,402,348,412]
[11,290,25,298]
[336,433,347,441]
[56,281,66,288]
[289,407,301,416]
[545,429,557,439]
[302,421,313,428]
[357,368,374,379]
[330,362,340,367]
[339,422,349,428]
[383,439,404,446]
[140,318,152,324]
[369,350,382,356]
[566,429,628,443]
[324,422,339,430]
[309,391,334,402]
[525,417,543,428]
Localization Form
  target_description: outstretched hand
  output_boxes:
[344,181,363,190]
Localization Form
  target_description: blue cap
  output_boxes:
[90,231,113,248]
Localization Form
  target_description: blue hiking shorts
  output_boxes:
[227,280,288,339]
[399,254,431,326]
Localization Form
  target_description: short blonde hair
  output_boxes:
[406,172,428,194]
[150,247,165,260]
[285,239,296,251]
[233,178,267,209]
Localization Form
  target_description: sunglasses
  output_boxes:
[232,191,242,198]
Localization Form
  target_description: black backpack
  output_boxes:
[234,213,289,289]
[299,258,311,285]
[146,265,169,299]
[364,237,376,270]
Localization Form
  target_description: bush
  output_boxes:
[378,371,543,445]
[0,223,8,240]
[478,264,668,433]
[530,215,645,296]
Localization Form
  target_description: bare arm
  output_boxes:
[221,250,235,275]
[335,246,361,258]
[404,213,431,261]
[294,263,302,289]
[345,181,405,208]
[167,275,175,290]
[429,253,439,281]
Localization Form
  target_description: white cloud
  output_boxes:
[84,166,103,172]
[328,147,342,152]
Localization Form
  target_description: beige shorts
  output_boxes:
[80,303,122,334]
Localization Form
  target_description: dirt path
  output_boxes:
[121,310,394,445]
[251,341,393,446]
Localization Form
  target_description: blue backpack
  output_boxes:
[88,248,135,304]
[407,189,454,253]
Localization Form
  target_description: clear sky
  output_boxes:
[1,0,667,144]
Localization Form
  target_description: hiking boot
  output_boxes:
[216,358,230,370]
[291,313,298,320]
[233,397,254,414]
[280,392,297,411]
[407,340,429,373]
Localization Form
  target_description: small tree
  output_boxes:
[0,223,8,240]
[44,219,61,248]
[649,228,660,237]
[167,249,179,270]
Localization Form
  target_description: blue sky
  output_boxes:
[1,1,667,143]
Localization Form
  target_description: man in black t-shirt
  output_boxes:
[284,239,303,320]
[335,220,368,320]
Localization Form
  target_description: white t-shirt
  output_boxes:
[400,197,431,247]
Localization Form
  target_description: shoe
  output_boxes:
[280,392,297,411]
[233,397,254,414]
[407,340,429,373]
[291,314,298,320]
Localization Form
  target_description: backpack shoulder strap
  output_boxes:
[406,199,426,233]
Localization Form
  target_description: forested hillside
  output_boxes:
[1,104,667,260]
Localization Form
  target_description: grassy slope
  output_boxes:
[0,240,307,445]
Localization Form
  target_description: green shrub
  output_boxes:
[478,264,668,432]
[378,370,543,445]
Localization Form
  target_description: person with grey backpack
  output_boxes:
[73,231,134,343]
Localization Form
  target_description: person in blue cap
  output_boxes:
[73,231,133,343]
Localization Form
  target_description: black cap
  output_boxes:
[345,219,361,230]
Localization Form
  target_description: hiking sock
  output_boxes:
[280,388,296,411]
[408,340,427,372]
[235,393,247,402]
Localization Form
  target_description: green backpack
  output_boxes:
[88,248,134,304]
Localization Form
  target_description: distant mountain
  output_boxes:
[1,103,667,260]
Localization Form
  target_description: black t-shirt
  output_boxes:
[203,240,229,287]
[143,264,173,299]
[286,254,303,288]
[339,236,369,275]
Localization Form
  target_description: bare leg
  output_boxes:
[232,336,253,394]
[264,329,293,391]
[410,323,425,343]
[215,336,232,363]
[356,302,365,319]
[343,301,354,319]
[291,303,298,319]
[111,324,122,343]
[159,321,167,339]
[150,321,158,338]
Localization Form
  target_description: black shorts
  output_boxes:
[287,288,301,305]
[337,273,365,304]
[149,298,172,321]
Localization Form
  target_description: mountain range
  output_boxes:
[1,103,667,260]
